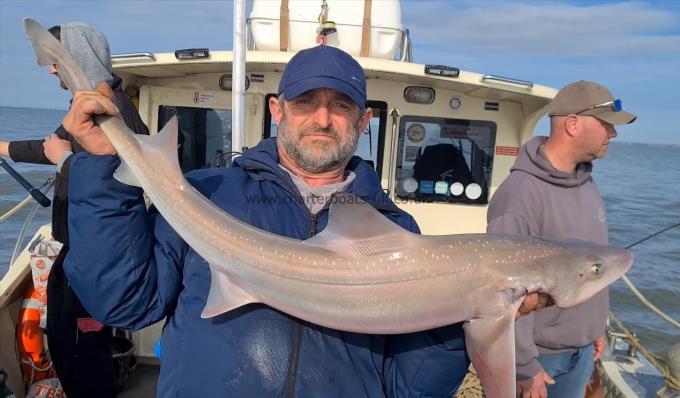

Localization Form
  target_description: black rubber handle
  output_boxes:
[0,157,51,207]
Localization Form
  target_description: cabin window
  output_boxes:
[263,96,387,173]
[395,116,496,205]
[158,106,232,172]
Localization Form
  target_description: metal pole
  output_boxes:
[386,108,400,199]
[232,0,247,154]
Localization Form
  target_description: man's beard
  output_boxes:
[277,117,361,173]
[53,73,68,90]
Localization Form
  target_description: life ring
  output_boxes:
[16,285,56,386]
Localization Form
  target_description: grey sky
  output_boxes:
[0,0,678,144]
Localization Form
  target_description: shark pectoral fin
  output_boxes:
[113,158,141,187]
[303,193,420,257]
[201,267,257,319]
[463,300,523,398]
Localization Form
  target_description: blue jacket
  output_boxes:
[65,138,469,397]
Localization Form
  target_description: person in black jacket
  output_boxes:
[0,23,148,397]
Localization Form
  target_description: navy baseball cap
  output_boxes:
[277,45,366,109]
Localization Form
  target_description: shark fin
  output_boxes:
[303,193,420,257]
[113,158,140,187]
[463,297,524,398]
[113,116,182,187]
[201,267,257,318]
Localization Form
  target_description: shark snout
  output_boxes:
[552,245,633,309]
[606,247,634,277]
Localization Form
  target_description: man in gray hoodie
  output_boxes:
[0,23,148,397]
[487,80,636,398]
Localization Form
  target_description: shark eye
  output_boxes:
[591,263,603,276]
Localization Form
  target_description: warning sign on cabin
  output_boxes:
[495,146,519,156]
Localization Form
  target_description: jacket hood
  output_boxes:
[512,136,593,188]
[60,22,113,87]
[234,138,397,209]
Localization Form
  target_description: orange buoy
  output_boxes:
[16,286,56,386]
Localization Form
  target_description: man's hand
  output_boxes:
[43,134,72,164]
[593,335,606,361]
[516,292,553,320]
[516,370,555,398]
[63,82,119,155]
[0,140,9,157]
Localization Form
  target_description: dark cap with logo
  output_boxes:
[277,45,367,109]
[546,80,636,125]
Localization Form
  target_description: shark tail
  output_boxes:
[23,18,93,95]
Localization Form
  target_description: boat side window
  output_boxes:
[395,116,496,205]
[263,95,387,173]
[158,106,232,172]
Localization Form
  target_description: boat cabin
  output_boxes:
[113,57,555,236]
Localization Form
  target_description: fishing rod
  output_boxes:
[0,157,51,207]
[625,222,680,250]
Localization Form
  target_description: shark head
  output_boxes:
[543,241,633,308]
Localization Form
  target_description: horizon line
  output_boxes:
[0,105,677,147]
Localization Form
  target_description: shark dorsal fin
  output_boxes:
[114,116,182,187]
[303,193,419,257]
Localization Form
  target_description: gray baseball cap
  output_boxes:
[546,80,636,125]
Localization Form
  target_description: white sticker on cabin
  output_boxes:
[192,91,215,105]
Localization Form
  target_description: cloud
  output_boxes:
[0,0,236,109]
[403,1,680,57]
[1,0,678,144]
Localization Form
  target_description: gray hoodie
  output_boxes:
[60,22,113,87]
[487,135,609,379]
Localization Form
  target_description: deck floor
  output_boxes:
[119,363,159,397]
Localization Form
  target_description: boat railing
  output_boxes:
[111,53,157,66]
[398,28,413,63]
[245,17,413,62]
[607,311,680,393]
[481,74,534,89]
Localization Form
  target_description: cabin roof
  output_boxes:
[112,50,557,103]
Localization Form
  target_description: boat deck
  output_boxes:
[598,339,665,397]
[119,364,159,397]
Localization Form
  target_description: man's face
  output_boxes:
[49,64,68,91]
[272,88,371,173]
[578,116,617,161]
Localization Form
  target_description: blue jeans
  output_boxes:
[536,344,594,398]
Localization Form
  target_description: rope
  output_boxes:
[620,274,680,330]
[0,194,34,221]
[620,222,680,329]
[454,366,484,397]
[1,176,54,222]
[609,311,680,391]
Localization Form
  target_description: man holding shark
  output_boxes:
[58,44,587,397]
[58,44,467,396]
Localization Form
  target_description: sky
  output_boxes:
[0,0,679,145]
